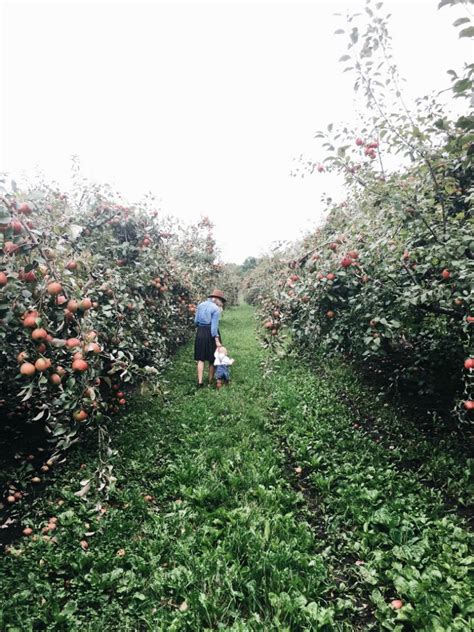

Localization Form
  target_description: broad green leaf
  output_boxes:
[453,17,470,27]
[459,26,474,38]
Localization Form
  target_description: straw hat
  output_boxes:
[209,289,226,303]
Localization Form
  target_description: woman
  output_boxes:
[194,289,226,387]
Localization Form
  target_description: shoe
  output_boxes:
[197,383,204,389]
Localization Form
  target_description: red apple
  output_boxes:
[18,202,33,215]
[47,282,63,296]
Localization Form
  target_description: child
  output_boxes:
[214,345,235,389]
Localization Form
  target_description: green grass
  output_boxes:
[0,305,341,631]
[0,304,471,631]
[309,352,473,509]
[265,359,473,631]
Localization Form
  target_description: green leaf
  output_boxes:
[263,519,270,542]
[453,78,472,93]
[32,408,47,421]
[110,568,124,581]
[453,17,470,27]
[434,118,448,130]
[0,207,10,222]
[459,26,474,38]
[52,424,68,436]
[133,593,146,601]
[456,116,474,130]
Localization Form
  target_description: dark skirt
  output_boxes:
[194,325,221,362]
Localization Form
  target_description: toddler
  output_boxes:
[214,345,235,389]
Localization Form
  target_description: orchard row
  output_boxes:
[250,150,472,422]
[0,181,237,470]
[246,14,473,422]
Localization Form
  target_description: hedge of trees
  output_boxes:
[250,0,473,423]
[0,175,238,464]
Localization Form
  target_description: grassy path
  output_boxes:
[0,305,337,631]
[0,304,471,631]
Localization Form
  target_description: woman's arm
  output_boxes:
[210,307,221,344]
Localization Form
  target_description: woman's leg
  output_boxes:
[209,363,215,384]
[197,361,204,384]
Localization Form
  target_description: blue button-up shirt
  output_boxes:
[194,299,221,338]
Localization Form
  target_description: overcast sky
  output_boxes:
[1,0,471,263]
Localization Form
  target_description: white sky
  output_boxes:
[1,0,471,263]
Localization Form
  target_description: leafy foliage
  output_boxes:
[0,176,236,461]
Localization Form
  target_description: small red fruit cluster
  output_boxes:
[262,307,282,338]
[5,489,22,504]
[465,358,474,371]
[340,250,359,268]
[356,137,379,159]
